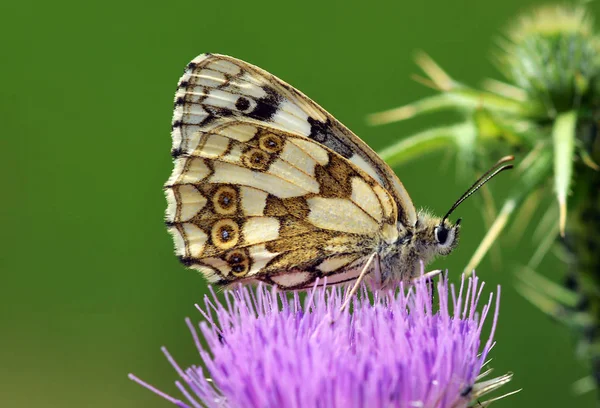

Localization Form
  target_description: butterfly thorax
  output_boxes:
[377,212,460,287]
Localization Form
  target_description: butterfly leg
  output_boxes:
[339,252,378,312]
[412,269,443,282]
[412,268,442,307]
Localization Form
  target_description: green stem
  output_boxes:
[563,120,600,390]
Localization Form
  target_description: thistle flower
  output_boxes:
[130,274,514,407]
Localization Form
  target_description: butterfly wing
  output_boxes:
[166,120,401,289]
[171,53,417,227]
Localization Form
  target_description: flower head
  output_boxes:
[499,4,600,113]
[130,274,513,407]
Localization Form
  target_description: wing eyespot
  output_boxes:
[211,219,240,249]
[235,96,251,112]
[242,148,271,171]
[225,249,251,277]
[213,186,238,215]
[259,133,284,154]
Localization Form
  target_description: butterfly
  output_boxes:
[165,54,513,292]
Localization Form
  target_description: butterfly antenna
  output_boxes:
[442,156,514,223]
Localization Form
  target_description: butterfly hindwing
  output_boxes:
[171,53,416,227]
[165,121,399,289]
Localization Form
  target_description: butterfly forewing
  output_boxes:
[167,54,412,289]
[171,54,416,225]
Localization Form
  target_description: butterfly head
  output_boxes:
[412,156,515,263]
[414,213,461,261]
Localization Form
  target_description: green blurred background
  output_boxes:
[2,0,597,406]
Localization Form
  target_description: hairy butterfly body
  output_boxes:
[165,54,512,290]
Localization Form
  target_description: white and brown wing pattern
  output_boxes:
[166,54,413,289]
[165,121,399,289]
[170,53,416,226]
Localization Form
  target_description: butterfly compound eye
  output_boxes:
[434,225,449,245]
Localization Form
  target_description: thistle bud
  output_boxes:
[499,5,600,113]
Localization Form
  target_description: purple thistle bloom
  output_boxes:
[130,273,514,407]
